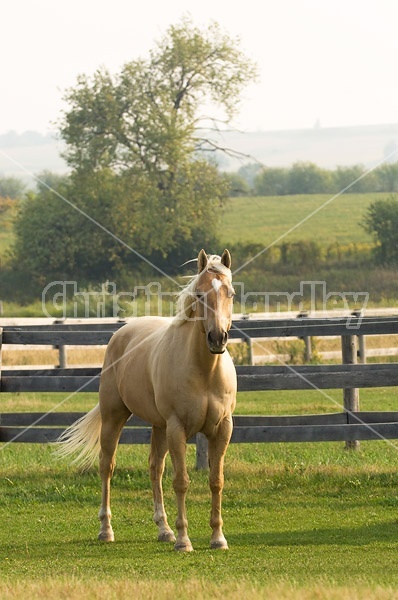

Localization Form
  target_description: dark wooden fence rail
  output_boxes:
[1,316,398,455]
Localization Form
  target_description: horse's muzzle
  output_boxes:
[207,330,228,354]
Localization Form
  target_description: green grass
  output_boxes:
[2,387,397,415]
[1,440,398,592]
[220,193,386,247]
[1,389,398,597]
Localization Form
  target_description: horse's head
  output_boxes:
[194,249,235,354]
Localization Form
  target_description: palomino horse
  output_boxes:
[57,249,237,551]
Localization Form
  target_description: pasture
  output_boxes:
[2,191,394,318]
[219,193,384,247]
[1,193,398,597]
[2,388,398,598]
[0,192,386,263]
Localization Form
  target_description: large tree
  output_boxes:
[60,19,256,265]
[11,19,257,290]
[61,19,256,173]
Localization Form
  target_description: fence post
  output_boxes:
[341,334,360,450]
[54,319,67,368]
[357,335,366,364]
[297,311,312,362]
[303,336,312,362]
[351,309,366,364]
[241,314,254,365]
[247,337,254,365]
[195,432,209,470]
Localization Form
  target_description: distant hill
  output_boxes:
[1,123,398,185]
[214,123,398,171]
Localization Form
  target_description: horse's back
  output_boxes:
[105,317,169,362]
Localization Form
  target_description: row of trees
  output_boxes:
[5,157,398,211]
[227,161,398,196]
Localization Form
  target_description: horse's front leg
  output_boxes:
[166,417,193,552]
[149,426,176,543]
[207,416,233,550]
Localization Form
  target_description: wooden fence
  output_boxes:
[1,316,398,462]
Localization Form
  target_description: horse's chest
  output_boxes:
[160,377,233,432]
[173,372,231,405]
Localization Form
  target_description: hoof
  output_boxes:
[210,539,229,550]
[174,541,194,552]
[98,531,115,542]
[158,530,176,543]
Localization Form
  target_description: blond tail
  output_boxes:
[55,404,102,470]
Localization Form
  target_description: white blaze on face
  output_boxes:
[212,278,222,293]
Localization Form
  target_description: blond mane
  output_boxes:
[173,254,232,325]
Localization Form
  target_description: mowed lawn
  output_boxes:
[1,388,398,598]
[219,193,385,247]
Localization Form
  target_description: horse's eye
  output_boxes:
[228,288,236,298]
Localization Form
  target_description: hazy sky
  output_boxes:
[2,0,398,135]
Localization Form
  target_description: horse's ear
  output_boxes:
[221,249,231,269]
[198,249,208,273]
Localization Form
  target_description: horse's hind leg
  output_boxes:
[149,426,175,543]
[98,398,131,542]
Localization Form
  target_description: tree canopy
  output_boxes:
[11,19,257,289]
[61,19,256,175]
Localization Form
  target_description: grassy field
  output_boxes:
[0,192,386,263]
[3,191,392,316]
[2,388,398,598]
[219,193,384,247]
[2,191,396,317]
[2,192,398,598]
